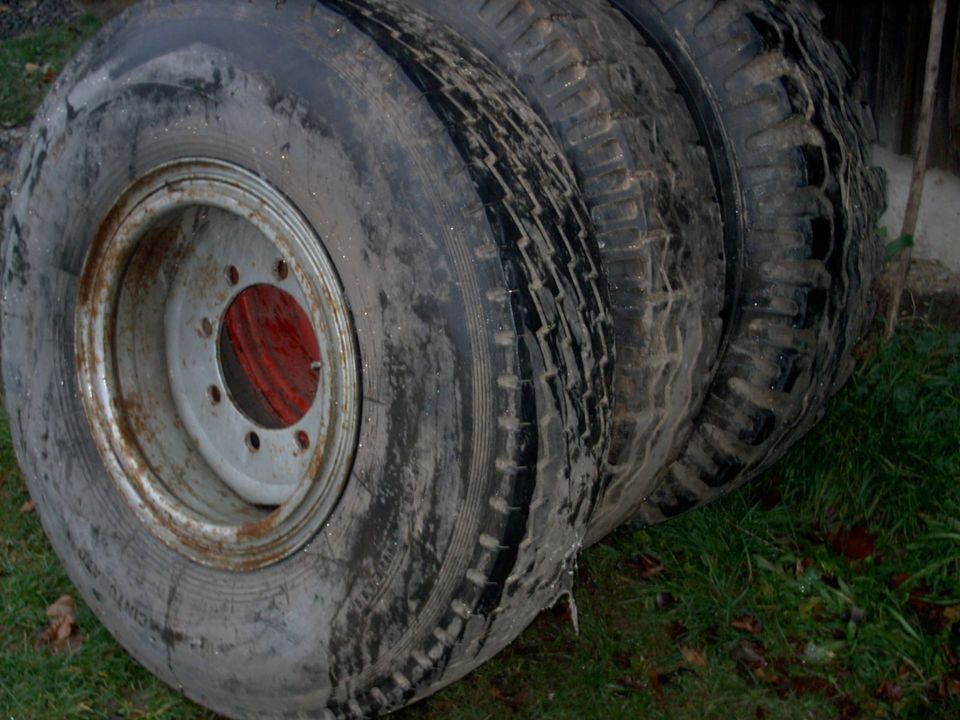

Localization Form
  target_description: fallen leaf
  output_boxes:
[19,499,34,513]
[732,615,763,636]
[943,605,960,625]
[681,646,707,667]
[795,557,813,577]
[36,612,81,652]
[624,554,665,579]
[649,671,664,704]
[875,679,903,703]
[831,524,876,560]
[752,666,782,686]
[45,595,75,619]
[792,676,836,697]
[42,69,57,84]
[490,687,526,712]
[24,62,42,74]
[890,572,911,588]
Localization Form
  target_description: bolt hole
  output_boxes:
[296,430,310,451]
[227,265,240,286]
[275,259,289,281]
[209,386,222,405]
[246,432,261,452]
[201,317,213,337]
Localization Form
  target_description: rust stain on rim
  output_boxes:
[74,158,362,572]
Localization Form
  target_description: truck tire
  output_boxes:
[402,0,726,543]
[0,1,612,717]
[610,0,885,524]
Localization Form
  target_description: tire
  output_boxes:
[609,0,885,524]
[401,0,726,543]
[0,1,612,717]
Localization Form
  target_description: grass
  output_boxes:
[0,17,958,720]
[0,13,102,126]
[2,323,958,719]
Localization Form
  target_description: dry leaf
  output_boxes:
[876,678,904,703]
[490,687,526,712]
[731,615,763,635]
[681,646,707,667]
[19,499,34,513]
[649,671,665,704]
[624,554,665,579]
[38,614,80,652]
[36,596,81,654]
[24,62,43,74]
[752,666,782,686]
[46,595,75,619]
[831,524,876,560]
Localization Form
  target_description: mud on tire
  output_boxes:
[611,0,885,524]
[0,0,611,716]
[402,0,726,543]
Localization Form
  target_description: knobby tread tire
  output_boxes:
[2,1,612,717]
[401,0,725,543]
[611,0,885,524]
[320,1,614,712]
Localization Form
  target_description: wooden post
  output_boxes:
[885,0,949,340]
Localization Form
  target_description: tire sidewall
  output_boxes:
[2,2,512,712]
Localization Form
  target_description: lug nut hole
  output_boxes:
[227,265,240,286]
[275,259,289,281]
[209,386,222,404]
[246,432,261,452]
[296,430,310,451]
[201,317,214,337]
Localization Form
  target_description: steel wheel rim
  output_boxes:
[76,158,360,571]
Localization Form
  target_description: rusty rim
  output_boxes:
[75,159,360,570]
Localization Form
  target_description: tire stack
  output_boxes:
[0,0,883,717]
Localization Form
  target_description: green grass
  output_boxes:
[0,14,102,126]
[2,323,958,718]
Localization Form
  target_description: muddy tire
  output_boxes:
[610,0,885,524]
[0,1,611,717]
[402,0,726,543]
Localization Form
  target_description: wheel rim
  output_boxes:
[76,158,360,571]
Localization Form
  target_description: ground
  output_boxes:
[0,6,958,720]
